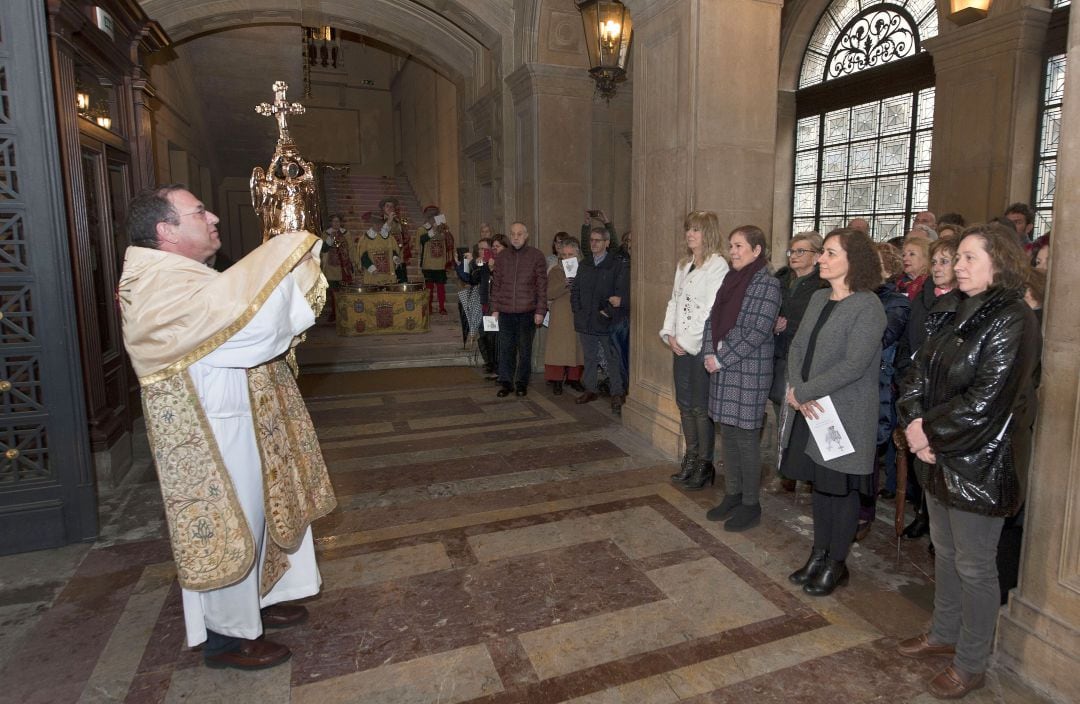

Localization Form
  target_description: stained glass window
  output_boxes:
[793,1,936,240]
[799,0,937,89]
[1034,53,1066,237]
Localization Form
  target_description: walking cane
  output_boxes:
[777,402,796,502]
[893,426,910,566]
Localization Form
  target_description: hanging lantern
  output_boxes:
[949,0,992,26]
[577,0,633,101]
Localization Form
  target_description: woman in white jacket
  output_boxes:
[660,211,730,489]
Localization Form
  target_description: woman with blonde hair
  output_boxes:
[661,211,730,488]
[897,236,930,301]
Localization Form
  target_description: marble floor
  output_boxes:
[0,369,1053,704]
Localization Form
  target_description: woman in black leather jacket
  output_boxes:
[895,225,1040,700]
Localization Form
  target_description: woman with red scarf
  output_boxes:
[699,225,781,532]
[896,236,930,300]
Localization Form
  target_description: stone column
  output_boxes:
[620,0,782,457]
[923,4,1051,219]
[995,9,1080,701]
[505,63,596,237]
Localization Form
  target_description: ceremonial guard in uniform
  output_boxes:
[357,213,406,285]
[418,204,456,314]
[321,214,353,321]
[379,196,411,265]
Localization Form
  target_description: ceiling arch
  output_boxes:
[139,0,513,97]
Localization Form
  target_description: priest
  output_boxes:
[118,184,336,670]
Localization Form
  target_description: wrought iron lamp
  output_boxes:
[949,0,992,26]
[75,87,90,112]
[577,0,633,101]
[93,100,112,130]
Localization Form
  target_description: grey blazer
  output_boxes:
[780,289,886,476]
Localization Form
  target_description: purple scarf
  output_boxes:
[709,256,767,350]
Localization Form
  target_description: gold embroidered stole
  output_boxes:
[142,373,255,591]
[142,359,337,594]
[248,358,337,556]
[123,231,333,594]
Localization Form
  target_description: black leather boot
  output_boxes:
[552,380,563,396]
[788,548,828,585]
[671,453,697,482]
[678,459,715,491]
[903,502,930,539]
[803,558,849,596]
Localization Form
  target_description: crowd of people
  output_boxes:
[658,205,1047,700]
[129,179,1049,698]
[324,198,1049,700]
[455,211,631,414]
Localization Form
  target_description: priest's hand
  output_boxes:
[533,313,544,326]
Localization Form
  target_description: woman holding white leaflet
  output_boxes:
[780,228,886,597]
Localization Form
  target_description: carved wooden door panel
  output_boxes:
[0,0,96,553]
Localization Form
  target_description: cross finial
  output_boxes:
[255,80,305,142]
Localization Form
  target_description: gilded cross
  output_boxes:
[255,80,305,141]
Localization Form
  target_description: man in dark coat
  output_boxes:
[572,226,630,415]
[490,221,548,397]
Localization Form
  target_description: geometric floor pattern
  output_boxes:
[0,370,1051,703]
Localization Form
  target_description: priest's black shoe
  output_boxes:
[552,380,563,395]
[497,384,513,398]
[788,548,828,585]
[515,384,528,397]
[803,558,848,596]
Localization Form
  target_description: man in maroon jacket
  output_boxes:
[490,221,548,397]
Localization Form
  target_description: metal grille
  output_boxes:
[799,0,937,89]
[1033,53,1066,238]
[793,87,934,240]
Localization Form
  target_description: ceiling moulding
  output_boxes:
[147,2,490,100]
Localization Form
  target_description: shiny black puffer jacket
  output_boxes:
[897,287,1040,516]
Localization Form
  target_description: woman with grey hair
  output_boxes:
[543,237,584,394]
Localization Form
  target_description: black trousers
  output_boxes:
[497,312,536,387]
[479,330,498,370]
[673,350,714,462]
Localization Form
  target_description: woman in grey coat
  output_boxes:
[780,228,886,596]
[701,225,781,532]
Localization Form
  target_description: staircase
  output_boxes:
[321,173,430,281]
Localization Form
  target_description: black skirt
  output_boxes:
[781,413,873,497]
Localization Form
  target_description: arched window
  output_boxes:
[1033,0,1071,237]
[792,1,938,240]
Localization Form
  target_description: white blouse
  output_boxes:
[659,254,729,355]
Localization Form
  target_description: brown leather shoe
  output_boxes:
[261,603,308,629]
[204,638,291,670]
[575,392,598,405]
[928,664,985,699]
[897,633,956,659]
